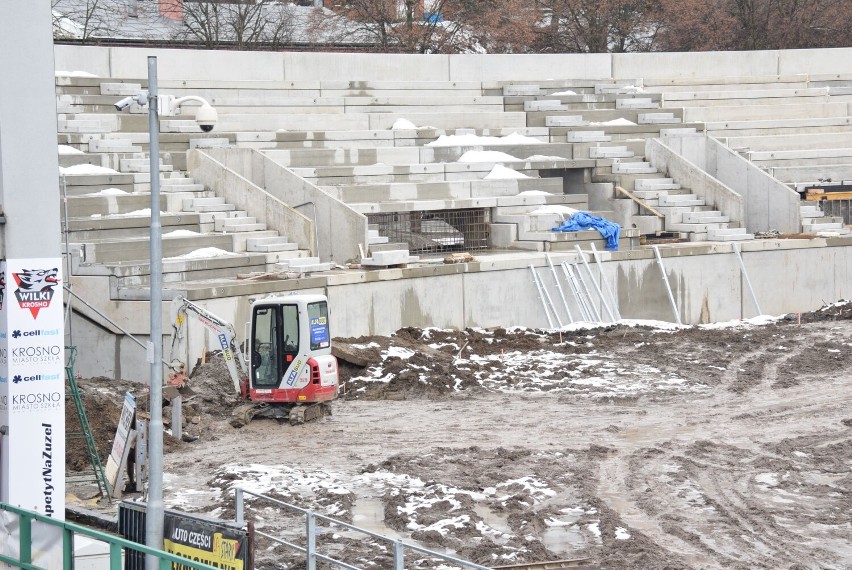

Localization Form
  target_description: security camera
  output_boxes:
[195,104,218,133]
[114,96,135,111]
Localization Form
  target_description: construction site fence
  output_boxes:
[0,502,221,570]
[234,487,493,570]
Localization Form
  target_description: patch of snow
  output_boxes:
[55,70,98,78]
[615,527,631,540]
[516,190,551,196]
[699,315,782,329]
[485,165,530,180]
[526,154,568,161]
[551,90,578,96]
[165,248,239,260]
[121,209,152,217]
[457,150,520,163]
[756,473,780,487]
[587,523,601,537]
[58,144,84,155]
[59,164,119,175]
[529,205,577,217]
[589,118,637,126]
[164,230,201,237]
[86,188,128,196]
[385,346,415,360]
[427,132,544,147]
[391,118,418,130]
[620,85,644,93]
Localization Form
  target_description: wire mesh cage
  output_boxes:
[367,208,490,254]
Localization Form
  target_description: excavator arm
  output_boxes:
[168,296,248,395]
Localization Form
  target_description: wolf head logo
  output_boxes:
[16,268,59,291]
[13,268,60,319]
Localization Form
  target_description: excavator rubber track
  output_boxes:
[230,401,333,428]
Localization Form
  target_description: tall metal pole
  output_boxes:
[145,55,165,568]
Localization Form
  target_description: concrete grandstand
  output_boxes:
[54,46,852,380]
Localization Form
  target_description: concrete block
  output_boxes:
[567,131,611,143]
[524,100,565,111]
[546,115,586,127]
[503,85,541,96]
[638,113,681,124]
[616,98,658,109]
[590,146,633,159]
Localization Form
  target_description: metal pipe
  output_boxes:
[652,245,682,325]
[537,265,563,328]
[306,512,317,570]
[590,243,621,320]
[63,286,173,369]
[573,258,602,322]
[576,245,615,322]
[546,253,574,323]
[529,265,555,329]
[733,243,762,317]
[145,55,165,570]
[61,174,74,345]
[561,263,591,322]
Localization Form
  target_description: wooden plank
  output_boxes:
[615,185,665,218]
[805,190,852,201]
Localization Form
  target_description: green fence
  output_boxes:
[0,503,219,570]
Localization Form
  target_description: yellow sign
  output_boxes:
[164,532,244,570]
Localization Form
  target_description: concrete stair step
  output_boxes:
[360,249,417,266]
[802,221,845,232]
[567,130,612,143]
[215,216,266,233]
[367,229,389,244]
[590,146,634,159]
[707,228,756,241]
[799,205,824,218]
[635,178,680,191]
[616,98,659,109]
[612,161,657,174]
[639,113,682,124]
[245,236,298,252]
[659,194,705,207]
[274,257,333,273]
[88,139,143,153]
[666,222,727,232]
[545,115,587,127]
[119,159,174,173]
[683,211,729,223]
[161,183,206,193]
[369,241,410,253]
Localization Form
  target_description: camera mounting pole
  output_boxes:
[144,54,165,570]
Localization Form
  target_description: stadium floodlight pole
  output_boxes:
[145,54,165,570]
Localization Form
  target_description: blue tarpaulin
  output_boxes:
[552,211,621,250]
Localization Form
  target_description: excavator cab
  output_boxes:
[249,295,339,404]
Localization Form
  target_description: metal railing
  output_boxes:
[0,502,220,570]
[234,487,492,570]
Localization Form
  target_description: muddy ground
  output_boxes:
[67,303,852,569]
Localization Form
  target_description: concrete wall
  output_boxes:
[645,137,745,227]
[203,147,367,264]
[54,45,852,83]
[188,150,314,253]
[71,239,852,381]
[660,134,800,233]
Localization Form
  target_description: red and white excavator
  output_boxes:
[168,294,339,426]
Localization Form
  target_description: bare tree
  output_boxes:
[164,0,298,49]
[52,0,115,41]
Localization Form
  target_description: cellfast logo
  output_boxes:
[11,328,61,339]
[12,373,61,384]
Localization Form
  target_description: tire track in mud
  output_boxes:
[596,453,702,567]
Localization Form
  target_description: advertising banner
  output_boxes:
[105,392,135,495]
[0,259,65,568]
[163,512,248,570]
